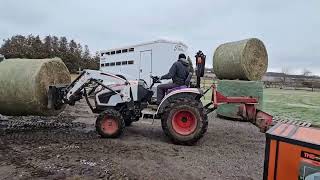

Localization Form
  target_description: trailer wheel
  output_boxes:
[96,109,125,138]
[161,98,208,145]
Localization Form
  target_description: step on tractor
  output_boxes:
[48,51,273,145]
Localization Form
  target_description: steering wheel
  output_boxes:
[151,76,161,84]
[149,76,162,88]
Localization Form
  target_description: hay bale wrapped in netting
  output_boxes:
[0,58,71,116]
[213,38,268,81]
[216,80,263,120]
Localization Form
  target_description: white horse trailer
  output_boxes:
[99,40,188,85]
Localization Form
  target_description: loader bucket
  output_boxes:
[47,85,68,110]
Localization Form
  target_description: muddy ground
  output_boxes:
[0,100,266,180]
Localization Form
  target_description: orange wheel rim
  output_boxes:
[101,117,118,134]
[171,110,197,136]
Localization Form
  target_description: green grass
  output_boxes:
[263,88,320,124]
[201,86,320,125]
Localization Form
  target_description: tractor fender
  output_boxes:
[157,88,203,114]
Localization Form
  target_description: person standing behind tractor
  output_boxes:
[156,53,191,105]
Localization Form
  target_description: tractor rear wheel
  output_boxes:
[96,109,125,138]
[161,98,208,145]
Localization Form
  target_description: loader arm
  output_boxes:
[48,70,131,110]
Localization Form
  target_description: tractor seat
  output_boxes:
[167,85,188,94]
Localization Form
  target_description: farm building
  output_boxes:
[99,40,188,85]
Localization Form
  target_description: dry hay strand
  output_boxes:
[0,58,70,116]
[213,38,268,81]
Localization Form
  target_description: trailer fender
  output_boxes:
[157,88,202,114]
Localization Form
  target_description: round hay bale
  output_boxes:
[216,80,263,120]
[213,38,268,81]
[0,58,71,116]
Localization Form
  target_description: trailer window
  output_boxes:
[122,49,128,53]
[122,61,127,65]
[105,63,110,66]
[116,50,121,54]
[110,62,115,66]
[101,64,105,67]
[129,48,134,52]
[116,62,121,66]
[128,60,134,65]
[111,51,115,55]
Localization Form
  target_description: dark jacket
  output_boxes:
[161,58,190,85]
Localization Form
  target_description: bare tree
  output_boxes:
[280,67,290,89]
[187,56,194,73]
[302,68,312,77]
[301,69,315,91]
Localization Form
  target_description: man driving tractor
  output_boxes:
[156,53,191,104]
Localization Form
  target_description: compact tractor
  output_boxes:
[48,51,272,145]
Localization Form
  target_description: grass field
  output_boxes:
[263,88,320,125]
[201,81,320,125]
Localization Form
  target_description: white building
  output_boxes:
[99,39,188,85]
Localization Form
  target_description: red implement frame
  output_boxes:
[209,84,273,132]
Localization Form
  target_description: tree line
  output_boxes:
[0,35,99,73]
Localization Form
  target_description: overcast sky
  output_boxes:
[0,0,319,75]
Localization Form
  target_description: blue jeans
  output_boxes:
[156,83,179,104]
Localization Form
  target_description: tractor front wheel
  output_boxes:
[96,109,125,138]
[161,98,208,145]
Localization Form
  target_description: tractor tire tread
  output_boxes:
[95,109,125,138]
[161,98,208,145]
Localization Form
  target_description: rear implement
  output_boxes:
[203,84,272,132]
